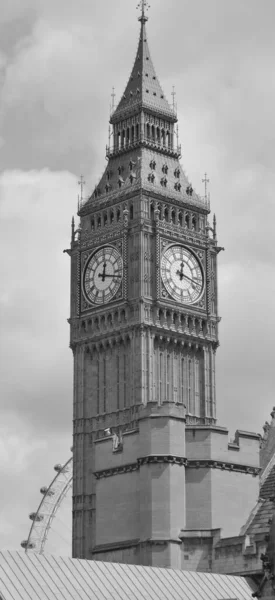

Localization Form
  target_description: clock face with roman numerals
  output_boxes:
[161,245,204,305]
[83,246,123,305]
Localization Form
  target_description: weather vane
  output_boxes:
[202,172,209,199]
[136,0,150,21]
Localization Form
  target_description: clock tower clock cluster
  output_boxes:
[68,5,260,569]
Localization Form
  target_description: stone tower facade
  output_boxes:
[69,6,260,569]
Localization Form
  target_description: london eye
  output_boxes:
[21,455,72,555]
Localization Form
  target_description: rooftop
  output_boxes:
[0,551,256,600]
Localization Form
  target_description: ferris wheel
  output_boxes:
[21,455,73,555]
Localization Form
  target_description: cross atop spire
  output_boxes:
[137,0,150,23]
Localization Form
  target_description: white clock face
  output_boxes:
[161,245,204,304]
[83,246,123,305]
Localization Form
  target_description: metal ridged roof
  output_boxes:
[0,551,256,600]
[111,20,175,122]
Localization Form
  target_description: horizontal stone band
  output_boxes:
[94,455,260,480]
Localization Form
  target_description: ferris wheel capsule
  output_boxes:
[40,486,55,496]
[29,512,44,522]
[54,464,63,472]
[21,540,36,550]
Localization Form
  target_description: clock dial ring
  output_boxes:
[83,245,123,305]
[161,244,204,304]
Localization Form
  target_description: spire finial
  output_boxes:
[137,0,150,22]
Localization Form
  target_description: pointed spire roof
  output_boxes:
[111,12,176,123]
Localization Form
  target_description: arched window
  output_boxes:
[185,214,190,228]
[192,217,196,231]
[164,207,169,222]
[167,355,171,401]
[136,124,139,139]
[97,358,100,414]
[159,352,163,403]
[130,205,134,219]
[122,130,125,148]
[123,352,127,408]
[178,212,183,226]
[161,129,165,145]
[116,353,120,410]
[152,125,155,140]
[126,128,130,145]
[97,215,101,228]
[195,358,200,415]
[103,213,107,226]
[110,210,114,224]
[171,209,176,224]
[103,357,107,413]
[146,123,150,139]
[187,358,195,414]
[181,358,185,404]
[156,127,160,144]
[131,125,135,142]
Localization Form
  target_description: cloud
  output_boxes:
[217,259,274,433]
[0,169,76,433]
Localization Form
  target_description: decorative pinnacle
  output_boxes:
[171,86,176,114]
[202,172,209,200]
[137,0,150,22]
[78,175,86,202]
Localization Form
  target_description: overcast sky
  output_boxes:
[0,0,274,554]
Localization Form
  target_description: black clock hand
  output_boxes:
[176,261,185,281]
[98,262,107,281]
[181,273,200,285]
[103,274,122,279]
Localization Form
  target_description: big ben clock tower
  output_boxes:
[68,1,260,570]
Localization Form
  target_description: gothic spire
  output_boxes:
[110,5,176,123]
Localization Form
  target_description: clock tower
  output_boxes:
[69,2,260,570]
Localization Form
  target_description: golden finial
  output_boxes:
[136,0,150,22]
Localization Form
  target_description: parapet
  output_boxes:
[185,424,261,471]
